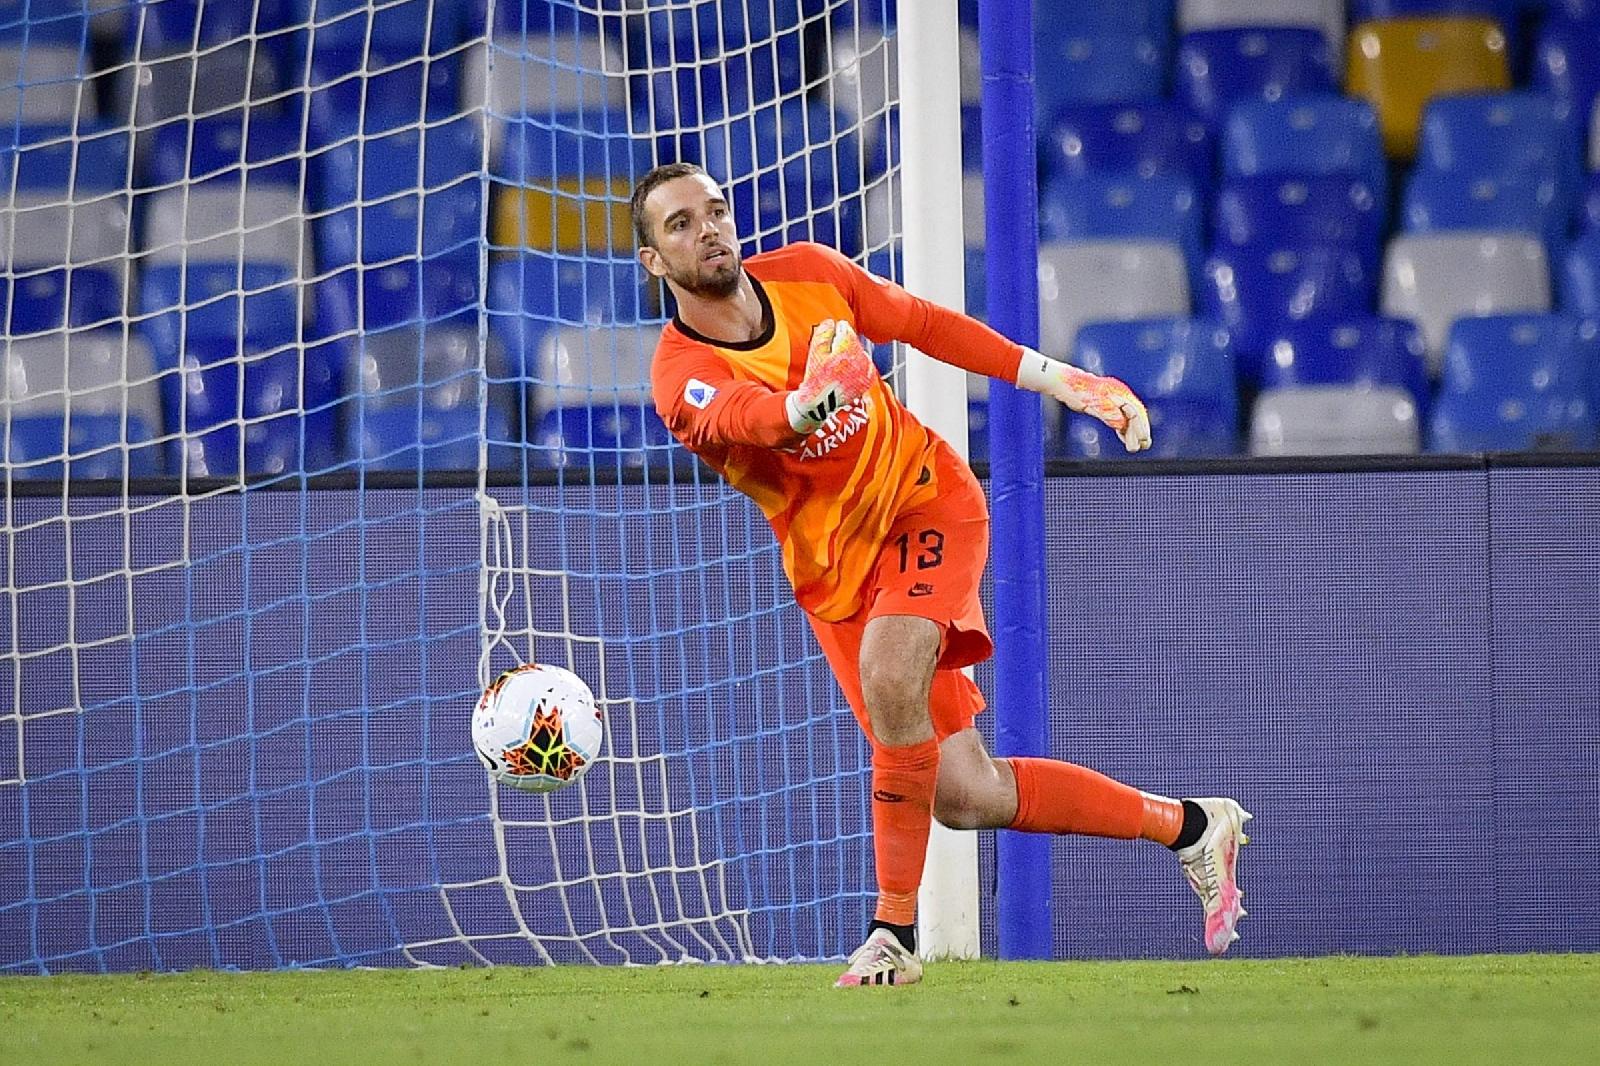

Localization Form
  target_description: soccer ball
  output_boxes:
[471,663,603,793]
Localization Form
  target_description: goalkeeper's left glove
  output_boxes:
[1015,348,1153,452]
[785,319,878,434]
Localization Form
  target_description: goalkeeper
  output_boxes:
[632,163,1250,987]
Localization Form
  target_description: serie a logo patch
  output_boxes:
[684,379,717,409]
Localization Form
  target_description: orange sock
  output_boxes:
[870,738,941,926]
[1005,757,1183,845]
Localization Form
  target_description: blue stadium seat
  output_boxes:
[313,116,483,264]
[0,0,93,46]
[1533,16,1600,138]
[1035,34,1166,115]
[1,121,128,192]
[301,0,469,55]
[1038,174,1204,281]
[1173,28,1336,130]
[1212,175,1386,272]
[1428,313,1599,451]
[1351,1,1521,47]
[1401,171,1568,256]
[1221,95,1388,199]
[1049,0,1176,36]
[305,45,463,145]
[3,266,121,334]
[1582,171,1600,232]
[488,254,654,381]
[699,98,865,256]
[497,108,649,184]
[1039,102,1215,193]
[1416,93,1582,195]
[1260,316,1432,414]
[1067,318,1241,457]
[1200,244,1379,383]
[143,112,301,188]
[3,413,161,479]
[1559,230,1600,316]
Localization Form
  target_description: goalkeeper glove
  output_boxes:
[1015,348,1153,452]
[785,319,878,434]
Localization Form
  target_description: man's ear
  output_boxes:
[638,245,665,279]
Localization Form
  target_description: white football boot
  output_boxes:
[1175,797,1253,955]
[834,928,923,987]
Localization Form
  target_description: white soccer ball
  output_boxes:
[471,663,603,793]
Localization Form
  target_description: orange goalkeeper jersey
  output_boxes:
[651,241,1024,622]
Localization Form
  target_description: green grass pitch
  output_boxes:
[3,954,1596,1065]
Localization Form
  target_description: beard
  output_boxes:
[669,249,743,298]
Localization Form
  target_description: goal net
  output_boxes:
[1,0,906,972]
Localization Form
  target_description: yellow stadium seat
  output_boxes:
[493,176,634,253]
[1346,17,1511,159]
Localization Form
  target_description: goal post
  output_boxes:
[895,0,979,962]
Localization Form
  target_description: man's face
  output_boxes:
[639,174,743,298]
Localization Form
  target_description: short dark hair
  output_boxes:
[630,161,711,249]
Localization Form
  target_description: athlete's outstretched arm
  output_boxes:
[827,245,1152,452]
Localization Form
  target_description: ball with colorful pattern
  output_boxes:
[472,663,603,793]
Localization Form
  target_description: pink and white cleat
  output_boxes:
[834,928,923,987]
[1175,797,1253,955]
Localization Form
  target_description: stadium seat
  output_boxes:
[314,116,483,264]
[0,43,94,124]
[1052,0,1175,37]
[1560,230,1600,316]
[348,327,514,472]
[1178,0,1345,50]
[141,112,301,192]
[1038,174,1204,281]
[122,0,297,125]
[1067,318,1241,458]
[1381,233,1552,371]
[1221,95,1388,200]
[493,109,650,253]
[1034,34,1166,116]
[1173,28,1336,130]
[1,127,132,326]
[1349,1,1519,38]
[1401,172,1568,256]
[1415,93,1582,201]
[3,266,122,334]
[302,0,470,56]
[528,323,672,471]
[142,181,306,272]
[1212,175,1385,272]
[488,254,656,381]
[469,23,627,129]
[1039,102,1215,194]
[305,45,463,145]
[1346,17,1512,158]
[1532,16,1600,145]
[1428,314,1599,451]
[0,0,94,47]
[1037,239,1191,357]
[1250,384,1422,455]
[699,98,865,256]
[0,332,163,478]
[1199,244,1378,384]
[1260,316,1432,414]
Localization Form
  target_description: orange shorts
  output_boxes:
[806,443,992,747]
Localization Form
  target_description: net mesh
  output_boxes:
[1,0,902,972]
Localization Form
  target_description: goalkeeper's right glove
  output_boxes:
[785,319,878,434]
